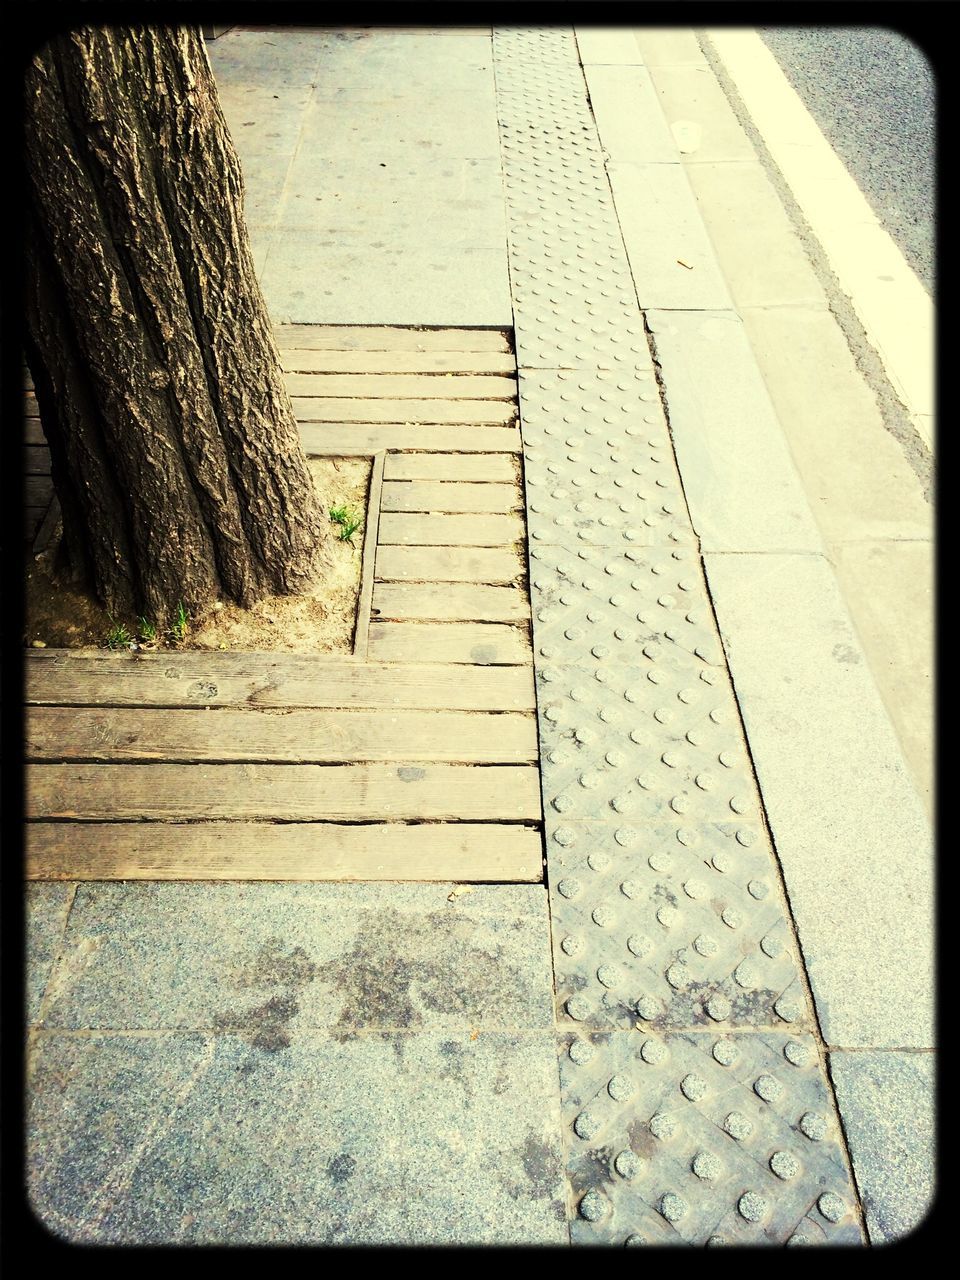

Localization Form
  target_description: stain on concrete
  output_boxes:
[569,1144,615,1195]
[214,994,300,1052]
[318,906,524,1030]
[832,642,861,664]
[520,1133,561,1199]
[628,1116,656,1159]
[327,1153,357,1185]
[229,938,318,991]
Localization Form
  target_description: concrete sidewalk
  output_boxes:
[25,26,934,1247]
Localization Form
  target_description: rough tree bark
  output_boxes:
[24,25,330,627]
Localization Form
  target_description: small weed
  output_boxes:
[167,600,189,644]
[138,616,158,642]
[105,620,132,650]
[329,505,363,545]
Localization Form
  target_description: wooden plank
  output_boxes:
[26,475,53,506]
[25,822,543,882]
[26,763,542,821]
[284,372,515,400]
[353,451,384,659]
[25,653,536,711]
[274,325,510,352]
[279,349,515,375]
[375,545,523,585]
[299,423,522,455]
[24,391,39,415]
[383,452,517,482]
[372,583,527,623]
[368,622,531,665]
[26,706,539,764]
[24,421,46,445]
[25,445,51,475]
[381,480,520,514]
[292,397,516,425]
[378,512,523,546]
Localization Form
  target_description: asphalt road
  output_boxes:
[758,25,935,294]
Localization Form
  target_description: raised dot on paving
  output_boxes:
[770,1150,801,1180]
[579,1190,609,1222]
[817,1192,848,1223]
[659,1192,687,1223]
[738,1192,769,1223]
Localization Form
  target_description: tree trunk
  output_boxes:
[23,25,330,628]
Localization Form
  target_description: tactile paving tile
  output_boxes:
[493,25,863,1243]
[536,666,756,823]
[546,821,809,1033]
[560,1030,863,1245]
[528,546,718,664]
[519,369,692,547]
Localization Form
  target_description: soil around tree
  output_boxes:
[25,458,369,654]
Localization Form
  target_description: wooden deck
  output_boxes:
[25,326,543,883]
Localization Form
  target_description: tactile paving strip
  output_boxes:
[493,26,863,1243]
[494,32,653,372]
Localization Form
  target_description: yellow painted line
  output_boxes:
[704,28,934,452]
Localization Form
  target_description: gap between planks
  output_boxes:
[352,451,385,658]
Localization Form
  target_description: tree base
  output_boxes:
[25,459,368,656]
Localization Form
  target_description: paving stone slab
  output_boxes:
[560,1030,862,1245]
[607,162,735,310]
[36,883,555,1034]
[828,1050,935,1245]
[647,310,825,553]
[27,1029,567,1245]
[207,29,327,85]
[260,241,512,326]
[703,552,934,1049]
[277,156,507,246]
[25,883,75,1025]
[574,27,644,66]
[299,93,503,158]
[582,65,678,163]
[646,64,758,164]
[686,160,830,307]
